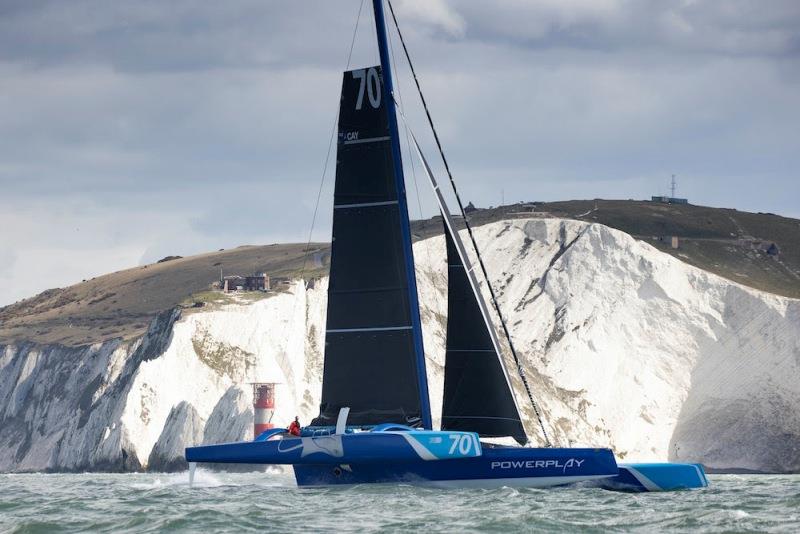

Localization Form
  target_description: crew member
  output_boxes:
[288,416,301,436]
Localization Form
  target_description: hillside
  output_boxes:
[0,243,328,346]
[2,218,798,473]
[431,200,800,299]
[2,200,798,347]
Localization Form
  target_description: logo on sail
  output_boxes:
[339,131,360,143]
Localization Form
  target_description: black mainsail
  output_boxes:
[311,66,430,428]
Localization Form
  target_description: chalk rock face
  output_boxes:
[412,219,800,472]
[147,401,204,472]
[203,386,253,445]
[0,310,179,472]
[1,219,799,473]
[0,281,324,472]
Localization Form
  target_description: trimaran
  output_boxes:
[186,0,708,492]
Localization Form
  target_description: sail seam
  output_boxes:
[326,326,412,333]
[334,200,398,209]
[343,135,391,145]
[442,416,523,421]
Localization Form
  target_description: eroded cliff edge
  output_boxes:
[1,219,798,473]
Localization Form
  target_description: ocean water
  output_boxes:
[1,471,798,533]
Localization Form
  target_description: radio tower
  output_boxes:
[670,174,677,198]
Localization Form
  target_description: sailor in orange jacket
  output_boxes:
[288,416,301,437]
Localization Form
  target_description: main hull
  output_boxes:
[292,446,618,488]
[185,429,707,491]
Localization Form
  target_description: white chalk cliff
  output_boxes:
[1,219,798,472]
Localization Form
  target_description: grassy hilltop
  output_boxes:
[2,200,798,347]
[454,200,800,299]
[0,243,328,347]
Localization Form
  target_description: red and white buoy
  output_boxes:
[251,382,277,438]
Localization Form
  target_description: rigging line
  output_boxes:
[298,0,366,276]
[404,124,529,445]
[386,0,553,447]
[279,0,366,359]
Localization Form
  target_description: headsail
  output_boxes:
[409,135,526,444]
[441,224,526,442]
[311,66,429,428]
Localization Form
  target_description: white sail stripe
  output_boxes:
[326,326,413,333]
[334,200,399,209]
[343,135,391,145]
[441,415,522,421]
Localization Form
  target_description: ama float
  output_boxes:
[186,0,708,492]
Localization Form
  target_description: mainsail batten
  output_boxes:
[311,66,429,428]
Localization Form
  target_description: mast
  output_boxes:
[371,0,432,429]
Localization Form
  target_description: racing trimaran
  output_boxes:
[186,0,708,491]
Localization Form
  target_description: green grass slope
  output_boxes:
[0,244,328,347]
[424,200,800,299]
[2,199,797,347]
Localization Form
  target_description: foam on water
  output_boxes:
[1,473,799,533]
[130,469,229,490]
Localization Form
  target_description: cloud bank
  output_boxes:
[1,0,798,305]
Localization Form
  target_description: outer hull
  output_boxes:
[596,463,709,492]
[292,446,618,488]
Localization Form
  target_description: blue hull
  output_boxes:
[597,463,709,492]
[186,430,485,465]
[293,447,617,488]
[185,429,707,491]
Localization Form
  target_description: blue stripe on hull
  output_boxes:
[597,463,709,492]
[292,447,617,487]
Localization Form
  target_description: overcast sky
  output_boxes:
[1,0,799,306]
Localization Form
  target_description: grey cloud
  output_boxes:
[1,0,798,306]
[450,0,800,57]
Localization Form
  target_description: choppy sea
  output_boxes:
[1,470,798,533]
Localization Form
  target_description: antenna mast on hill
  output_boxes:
[671,174,677,198]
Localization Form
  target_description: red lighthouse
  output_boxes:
[251,383,277,438]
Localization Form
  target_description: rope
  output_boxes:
[386,0,552,447]
[297,0,365,281]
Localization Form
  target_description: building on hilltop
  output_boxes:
[738,239,781,257]
[652,174,688,204]
[218,272,271,292]
[651,195,689,205]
